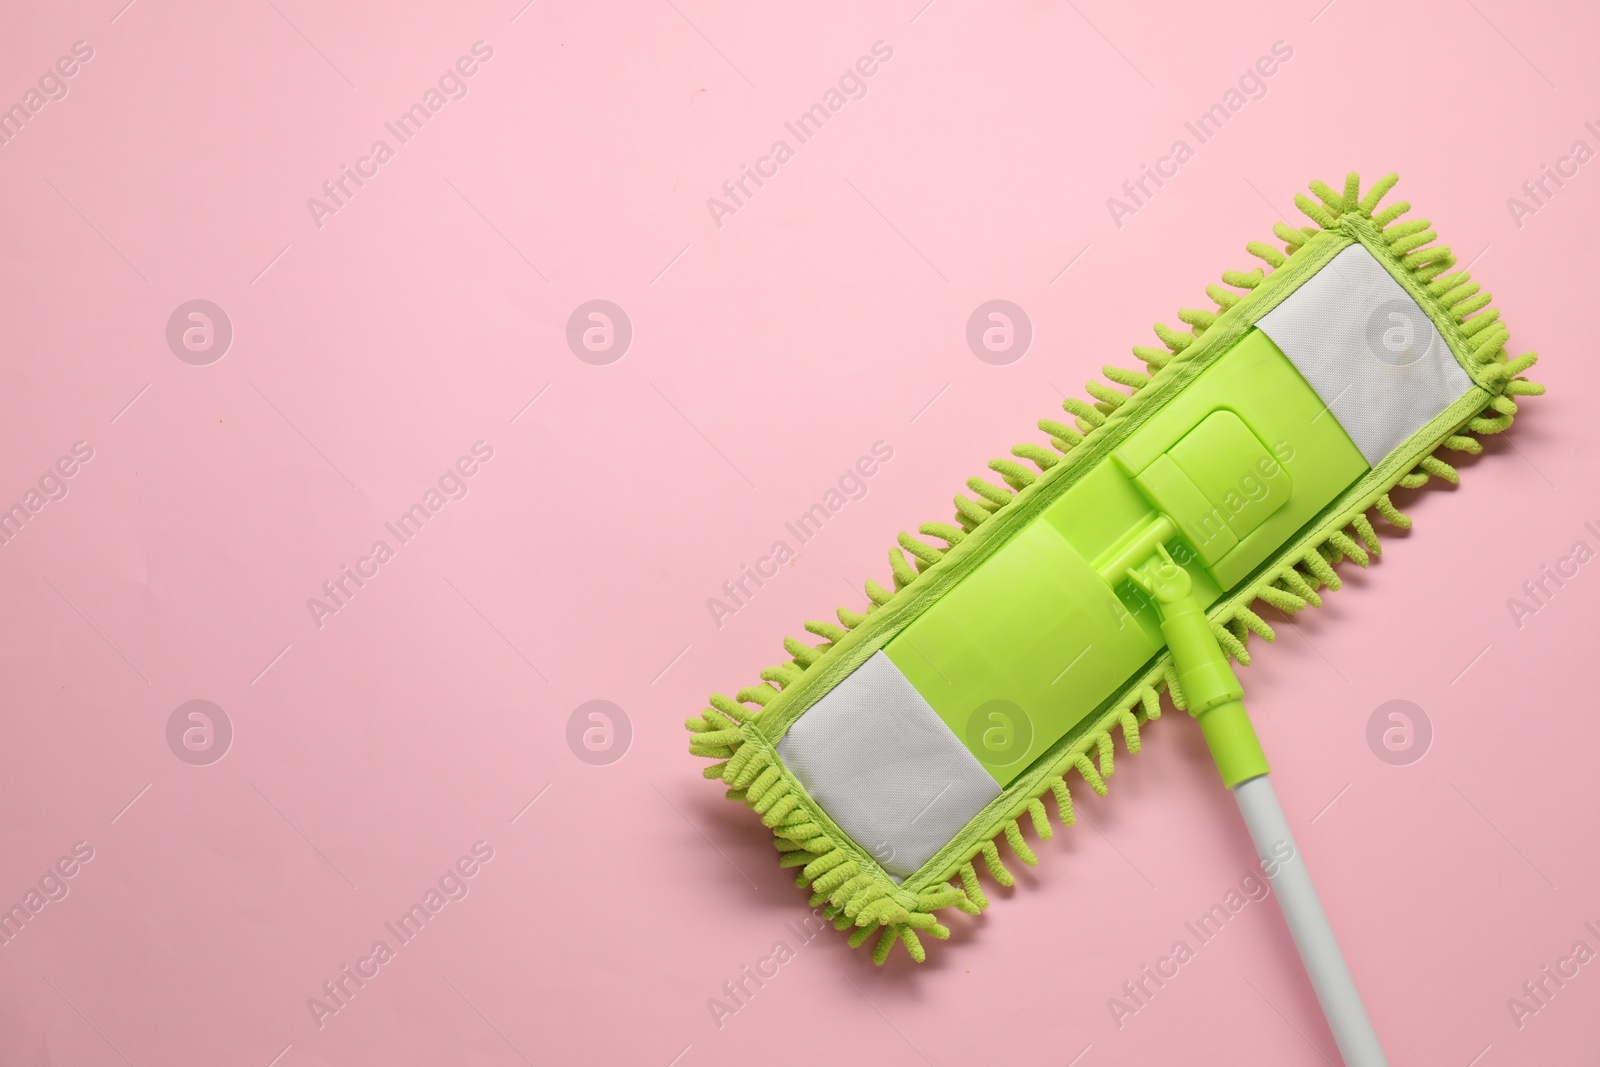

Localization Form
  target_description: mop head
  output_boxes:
[685,172,1542,964]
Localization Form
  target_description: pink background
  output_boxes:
[1,1,1595,1064]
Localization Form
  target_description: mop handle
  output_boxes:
[1127,546,1387,1067]
[1232,773,1387,1066]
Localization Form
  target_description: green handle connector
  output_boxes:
[1129,545,1270,789]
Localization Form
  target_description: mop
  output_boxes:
[686,172,1541,1065]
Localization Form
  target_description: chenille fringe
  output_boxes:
[686,171,1543,963]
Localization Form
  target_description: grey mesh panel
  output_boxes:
[776,652,1001,881]
[1256,243,1475,466]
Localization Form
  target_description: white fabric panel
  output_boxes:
[776,652,1001,881]
[1256,243,1474,466]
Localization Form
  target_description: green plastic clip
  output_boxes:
[1128,544,1269,789]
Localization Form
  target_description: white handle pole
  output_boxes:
[1232,774,1387,1067]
